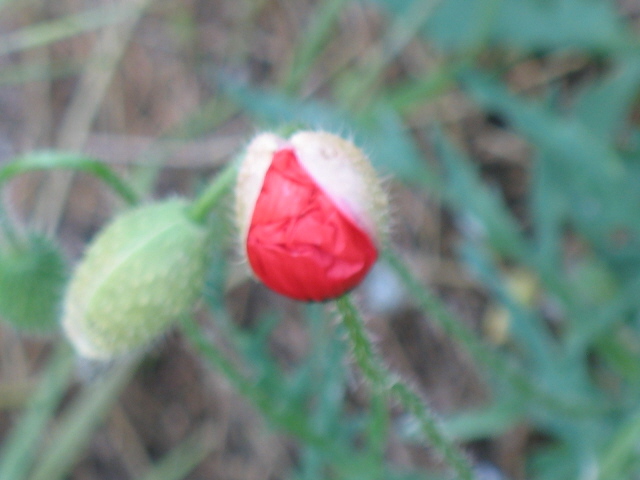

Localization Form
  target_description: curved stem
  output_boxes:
[0,151,139,206]
[335,295,476,480]
[187,160,238,224]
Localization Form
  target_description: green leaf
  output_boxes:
[529,151,567,285]
[432,128,527,259]
[462,72,640,262]
[574,58,640,141]
[598,408,640,479]
[371,0,632,52]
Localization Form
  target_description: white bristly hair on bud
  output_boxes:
[235,132,283,245]
[290,131,388,241]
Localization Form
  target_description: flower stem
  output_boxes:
[0,151,139,206]
[187,160,238,224]
[335,295,476,480]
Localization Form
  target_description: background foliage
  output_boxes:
[0,0,639,479]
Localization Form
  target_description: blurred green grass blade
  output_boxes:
[440,401,522,442]
[529,442,584,480]
[218,74,343,129]
[597,408,640,479]
[282,0,349,93]
[292,306,371,477]
[300,305,348,437]
[462,72,640,245]
[566,273,640,354]
[575,58,640,141]
[364,393,390,460]
[0,60,79,86]
[0,2,148,56]
[594,330,640,385]
[0,151,139,205]
[0,343,75,480]
[432,128,527,259]
[366,105,439,187]
[338,0,441,110]
[529,152,566,283]
[27,356,139,480]
[186,306,390,476]
[136,423,217,480]
[373,0,633,52]
[219,79,437,188]
[488,0,631,51]
[383,248,607,418]
[386,63,458,112]
[458,240,557,368]
[462,72,626,184]
[0,0,37,14]
[181,316,325,448]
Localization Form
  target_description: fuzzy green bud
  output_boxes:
[62,199,210,359]
[0,233,67,334]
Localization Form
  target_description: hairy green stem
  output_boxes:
[188,160,238,224]
[0,151,139,206]
[335,295,476,480]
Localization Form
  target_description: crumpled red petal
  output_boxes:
[246,148,377,301]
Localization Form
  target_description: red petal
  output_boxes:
[246,148,377,301]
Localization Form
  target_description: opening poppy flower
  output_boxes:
[236,131,388,301]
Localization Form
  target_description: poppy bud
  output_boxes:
[0,233,67,334]
[235,131,388,301]
[62,199,210,359]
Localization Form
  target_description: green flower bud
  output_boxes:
[0,233,67,334]
[62,199,210,359]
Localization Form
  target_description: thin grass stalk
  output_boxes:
[0,3,145,56]
[181,316,325,446]
[32,0,154,235]
[335,295,476,480]
[181,316,362,466]
[27,355,139,480]
[0,343,75,480]
[597,408,640,479]
[282,0,350,94]
[135,422,218,480]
